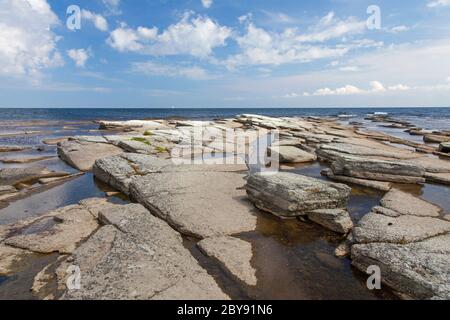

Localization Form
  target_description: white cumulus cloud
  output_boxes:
[223,12,366,68]
[67,49,90,67]
[107,12,231,58]
[201,0,213,9]
[82,10,108,32]
[0,0,63,78]
[427,0,450,8]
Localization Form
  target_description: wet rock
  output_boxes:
[0,155,55,164]
[352,234,450,299]
[353,212,450,244]
[130,171,257,238]
[335,234,353,258]
[330,154,426,184]
[58,140,123,171]
[423,134,450,144]
[69,136,108,144]
[439,142,450,153]
[62,204,228,300]
[38,173,84,185]
[0,244,31,275]
[269,146,317,164]
[197,236,257,286]
[4,204,100,254]
[0,185,17,196]
[245,172,351,218]
[97,120,167,131]
[380,189,442,217]
[0,166,70,186]
[0,145,31,152]
[308,209,353,234]
[321,168,392,191]
[425,172,450,185]
[42,137,69,145]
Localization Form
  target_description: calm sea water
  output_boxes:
[0,107,448,129]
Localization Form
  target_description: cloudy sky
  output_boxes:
[1,0,450,108]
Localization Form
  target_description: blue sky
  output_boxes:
[1,0,450,108]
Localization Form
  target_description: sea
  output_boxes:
[0,107,449,130]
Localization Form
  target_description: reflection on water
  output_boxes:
[0,173,124,225]
[238,213,395,300]
[395,183,450,214]
[0,253,58,300]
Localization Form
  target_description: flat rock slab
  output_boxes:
[425,172,450,185]
[130,171,257,239]
[5,204,99,254]
[0,156,55,164]
[269,146,317,164]
[308,209,353,234]
[93,153,247,195]
[353,212,450,244]
[118,140,156,154]
[0,145,31,152]
[0,244,31,275]
[330,154,426,184]
[198,236,257,286]
[322,168,392,191]
[352,234,450,299]
[1,199,108,254]
[318,142,419,160]
[58,141,123,171]
[380,189,442,217]
[245,172,351,218]
[62,204,228,300]
[0,185,17,195]
[0,166,70,186]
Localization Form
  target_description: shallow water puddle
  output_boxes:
[395,183,450,214]
[190,162,393,299]
[240,214,395,300]
[0,173,124,225]
[0,253,58,300]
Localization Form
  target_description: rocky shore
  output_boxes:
[1,113,449,300]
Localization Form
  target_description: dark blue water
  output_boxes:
[0,107,449,123]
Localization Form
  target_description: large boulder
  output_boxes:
[61,204,228,300]
[58,140,123,171]
[245,172,351,218]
